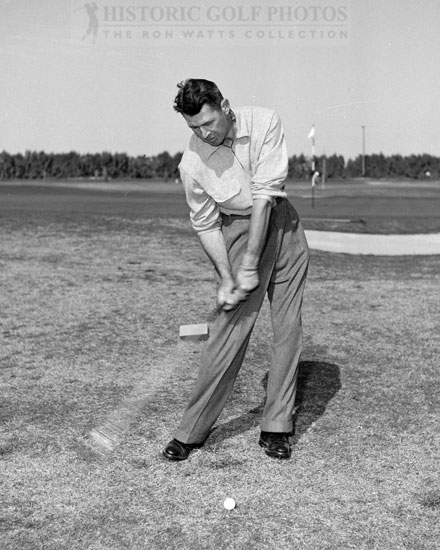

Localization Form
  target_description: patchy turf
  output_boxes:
[1,207,439,549]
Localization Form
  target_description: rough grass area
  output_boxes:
[1,211,439,550]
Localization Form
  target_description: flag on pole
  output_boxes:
[310,125,317,208]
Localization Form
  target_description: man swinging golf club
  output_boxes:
[163,79,309,461]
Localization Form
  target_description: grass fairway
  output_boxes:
[1,199,440,548]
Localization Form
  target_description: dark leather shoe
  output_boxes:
[259,432,291,459]
[162,439,203,461]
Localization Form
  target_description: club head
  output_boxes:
[179,323,210,341]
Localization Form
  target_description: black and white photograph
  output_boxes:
[1,1,439,548]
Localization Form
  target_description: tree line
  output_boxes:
[0,150,439,181]
[288,153,439,180]
[0,151,183,181]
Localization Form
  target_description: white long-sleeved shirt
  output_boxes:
[179,106,288,234]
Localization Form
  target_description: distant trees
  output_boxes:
[322,154,346,179]
[288,154,309,179]
[294,153,439,180]
[0,150,183,181]
[344,154,440,180]
[0,150,439,181]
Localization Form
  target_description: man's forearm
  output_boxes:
[198,229,234,282]
[235,198,272,294]
[199,230,245,310]
[242,198,272,268]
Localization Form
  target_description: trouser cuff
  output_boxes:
[260,420,294,433]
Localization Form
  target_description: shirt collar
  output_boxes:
[233,108,250,140]
[192,107,250,160]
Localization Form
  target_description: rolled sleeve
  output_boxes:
[180,168,222,235]
[251,111,288,202]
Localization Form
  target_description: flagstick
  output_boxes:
[307,124,317,209]
[311,134,315,209]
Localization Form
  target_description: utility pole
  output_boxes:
[321,155,326,189]
[308,124,316,208]
[361,125,366,177]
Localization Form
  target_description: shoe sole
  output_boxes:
[258,439,291,460]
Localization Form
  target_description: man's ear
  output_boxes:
[221,99,230,114]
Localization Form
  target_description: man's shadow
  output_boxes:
[206,360,341,446]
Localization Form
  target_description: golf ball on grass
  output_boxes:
[224,498,236,510]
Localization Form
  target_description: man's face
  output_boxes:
[182,101,230,146]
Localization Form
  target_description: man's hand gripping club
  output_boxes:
[216,276,247,311]
[199,198,272,312]
[218,252,260,310]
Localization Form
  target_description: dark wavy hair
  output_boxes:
[173,79,224,115]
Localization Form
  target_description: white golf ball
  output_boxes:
[224,497,236,510]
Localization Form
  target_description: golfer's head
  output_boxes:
[174,79,232,146]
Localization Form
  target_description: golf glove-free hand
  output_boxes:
[236,265,259,293]
[221,288,247,311]
[217,280,247,311]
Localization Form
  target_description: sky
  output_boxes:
[1,0,439,160]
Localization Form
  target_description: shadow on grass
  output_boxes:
[291,360,341,444]
[206,360,341,446]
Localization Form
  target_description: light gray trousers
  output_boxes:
[175,198,309,444]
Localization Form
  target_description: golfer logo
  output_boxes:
[77,2,99,43]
